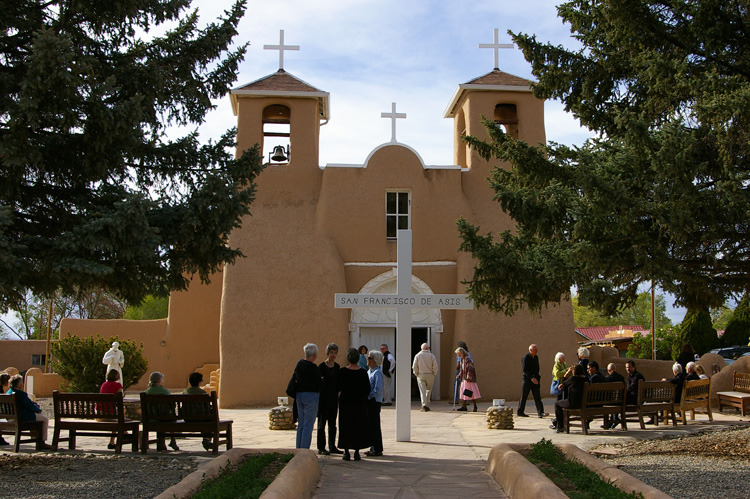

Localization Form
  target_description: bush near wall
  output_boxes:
[51,336,147,392]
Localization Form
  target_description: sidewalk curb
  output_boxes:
[155,448,319,499]
[487,442,673,499]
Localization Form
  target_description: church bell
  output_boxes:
[270,145,290,163]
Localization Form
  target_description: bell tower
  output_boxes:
[230,31,329,192]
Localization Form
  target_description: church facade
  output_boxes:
[62,59,576,407]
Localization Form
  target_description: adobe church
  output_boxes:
[61,32,576,407]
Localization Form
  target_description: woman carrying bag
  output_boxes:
[455,347,481,412]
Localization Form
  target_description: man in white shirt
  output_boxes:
[380,344,395,405]
[412,343,438,411]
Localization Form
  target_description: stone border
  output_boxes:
[487,443,672,499]
[155,448,319,499]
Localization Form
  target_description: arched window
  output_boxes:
[263,104,291,164]
[494,103,518,139]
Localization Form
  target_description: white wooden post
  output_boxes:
[335,229,473,441]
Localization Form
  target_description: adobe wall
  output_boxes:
[24,367,64,397]
[0,340,49,373]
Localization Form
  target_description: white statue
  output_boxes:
[102,341,125,382]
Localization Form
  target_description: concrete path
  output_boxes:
[5,396,745,498]
[220,397,741,498]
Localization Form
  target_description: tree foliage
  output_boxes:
[711,305,734,331]
[676,308,717,356]
[721,294,750,347]
[0,288,126,340]
[625,327,681,361]
[123,295,169,320]
[50,335,147,392]
[573,291,671,329]
[458,0,750,317]
[0,0,263,312]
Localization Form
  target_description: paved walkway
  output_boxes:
[228,398,743,498]
[5,397,745,498]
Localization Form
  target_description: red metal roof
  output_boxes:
[575,325,647,341]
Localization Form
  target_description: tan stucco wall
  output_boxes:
[24,367,63,398]
[0,340,49,373]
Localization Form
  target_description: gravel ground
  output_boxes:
[0,453,201,499]
[591,425,750,499]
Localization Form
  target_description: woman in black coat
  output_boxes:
[337,347,372,461]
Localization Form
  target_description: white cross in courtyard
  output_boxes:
[335,230,473,442]
[381,102,407,143]
[264,30,300,71]
[479,28,515,70]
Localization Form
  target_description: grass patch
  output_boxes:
[526,439,643,499]
[192,452,294,499]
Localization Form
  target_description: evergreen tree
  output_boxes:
[676,308,717,356]
[458,0,750,317]
[721,294,750,347]
[0,1,263,312]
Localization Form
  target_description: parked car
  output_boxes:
[709,346,750,365]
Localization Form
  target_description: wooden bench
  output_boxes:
[624,380,677,429]
[717,372,750,416]
[674,378,712,424]
[139,391,233,454]
[51,390,140,453]
[0,393,45,452]
[563,381,627,434]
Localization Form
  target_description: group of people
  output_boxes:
[548,344,707,433]
[292,342,386,461]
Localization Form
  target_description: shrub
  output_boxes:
[51,335,148,392]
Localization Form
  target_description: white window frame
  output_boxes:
[385,190,411,239]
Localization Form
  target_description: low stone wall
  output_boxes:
[487,442,672,499]
[155,448,319,499]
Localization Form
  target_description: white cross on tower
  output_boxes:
[479,28,515,70]
[264,30,300,71]
[380,102,407,143]
[335,230,473,442]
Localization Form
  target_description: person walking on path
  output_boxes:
[317,343,342,455]
[380,344,395,405]
[365,350,385,457]
[413,343,438,411]
[455,347,481,412]
[337,347,371,461]
[453,341,473,403]
[293,343,322,449]
[518,344,548,418]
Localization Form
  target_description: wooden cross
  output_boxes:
[479,28,514,70]
[335,230,473,441]
[264,30,300,70]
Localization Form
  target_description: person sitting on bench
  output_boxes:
[6,374,51,449]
